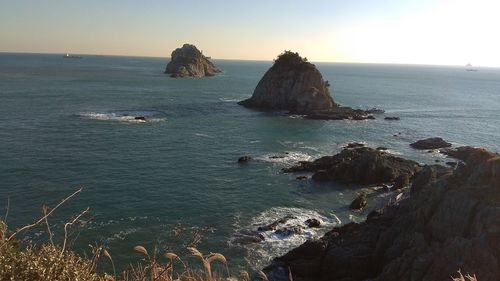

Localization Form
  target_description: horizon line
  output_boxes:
[1,51,497,69]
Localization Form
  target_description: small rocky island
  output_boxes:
[238,51,377,120]
[164,44,221,78]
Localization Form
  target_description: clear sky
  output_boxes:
[1,0,499,66]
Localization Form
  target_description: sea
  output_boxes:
[0,53,499,271]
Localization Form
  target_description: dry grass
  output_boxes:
[0,188,251,281]
[452,270,478,281]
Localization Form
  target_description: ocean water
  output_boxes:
[0,53,499,270]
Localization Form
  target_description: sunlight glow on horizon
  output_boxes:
[1,0,499,67]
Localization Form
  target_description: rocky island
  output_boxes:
[263,145,500,281]
[164,44,221,78]
[238,51,377,120]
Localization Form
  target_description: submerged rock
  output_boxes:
[305,218,322,228]
[237,155,252,163]
[274,226,304,238]
[164,44,221,78]
[384,116,400,120]
[283,147,421,185]
[410,137,452,150]
[263,147,500,281]
[257,215,297,232]
[349,193,368,210]
[238,51,376,120]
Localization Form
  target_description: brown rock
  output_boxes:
[284,147,421,185]
[238,51,377,120]
[410,137,452,150]
[350,193,368,210]
[164,44,221,78]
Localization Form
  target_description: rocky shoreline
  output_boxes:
[261,145,500,281]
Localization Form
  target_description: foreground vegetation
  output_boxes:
[0,188,477,281]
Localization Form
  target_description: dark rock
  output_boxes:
[134,116,146,121]
[366,108,385,114]
[284,147,421,185]
[410,137,452,150]
[269,155,286,159]
[274,226,304,237]
[349,193,368,210]
[238,51,377,120]
[392,174,410,190]
[377,147,388,151]
[384,116,400,120]
[164,44,221,78]
[344,142,365,149]
[446,161,457,167]
[305,218,322,228]
[296,176,308,180]
[262,147,500,281]
[257,215,297,232]
[237,155,252,163]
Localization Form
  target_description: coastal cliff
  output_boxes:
[264,146,500,281]
[164,44,221,78]
[238,51,376,120]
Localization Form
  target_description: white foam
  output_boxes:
[106,227,140,242]
[78,111,166,123]
[288,114,306,119]
[218,97,241,102]
[194,133,215,138]
[230,207,339,270]
[255,151,314,165]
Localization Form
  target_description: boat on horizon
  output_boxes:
[465,63,478,71]
[63,53,82,59]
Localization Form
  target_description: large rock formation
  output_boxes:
[238,51,376,120]
[283,146,422,185]
[263,146,500,281]
[164,44,221,78]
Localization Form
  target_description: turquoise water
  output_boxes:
[1,53,499,270]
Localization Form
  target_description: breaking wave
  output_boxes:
[230,207,340,270]
[78,110,166,123]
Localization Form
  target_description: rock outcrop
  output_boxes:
[410,137,452,150]
[349,193,368,210]
[283,147,422,185]
[237,155,252,164]
[164,44,221,78]
[238,51,376,120]
[263,147,500,281]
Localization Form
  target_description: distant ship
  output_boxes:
[465,63,478,71]
[63,53,82,59]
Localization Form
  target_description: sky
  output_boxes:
[1,0,499,66]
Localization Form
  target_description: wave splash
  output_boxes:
[78,110,166,123]
[230,207,340,270]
